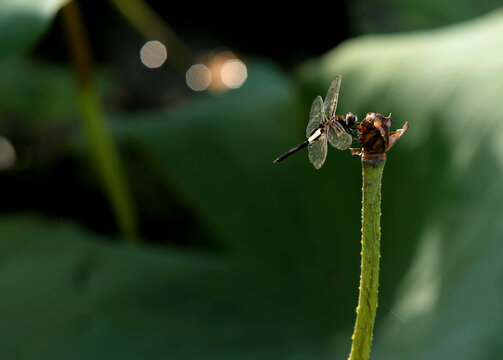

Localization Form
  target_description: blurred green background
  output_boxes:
[1,0,503,359]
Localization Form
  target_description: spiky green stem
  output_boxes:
[348,157,386,360]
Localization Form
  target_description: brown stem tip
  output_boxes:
[350,113,409,160]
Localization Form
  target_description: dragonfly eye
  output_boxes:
[346,112,357,126]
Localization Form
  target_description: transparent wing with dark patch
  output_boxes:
[324,74,341,119]
[327,121,353,150]
[308,132,328,169]
[306,96,325,138]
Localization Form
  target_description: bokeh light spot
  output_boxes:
[0,136,16,170]
[221,59,247,89]
[140,40,167,69]
[186,64,212,92]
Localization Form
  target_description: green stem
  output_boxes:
[348,157,386,360]
[61,1,138,242]
[78,85,138,241]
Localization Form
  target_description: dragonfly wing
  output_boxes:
[306,96,325,138]
[308,132,328,169]
[324,74,341,119]
[327,121,353,150]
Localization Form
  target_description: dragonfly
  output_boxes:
[273,74,357,169]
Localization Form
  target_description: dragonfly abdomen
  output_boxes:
[273,140,309,163]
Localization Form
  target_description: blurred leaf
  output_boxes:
[0,216,334,360]
[0,59,115,133]
[350,0,501,34]
[0,0,69,60]
[299,9,503,359]
[0,60,78,123]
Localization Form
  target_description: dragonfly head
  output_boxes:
[345,112,358,127]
